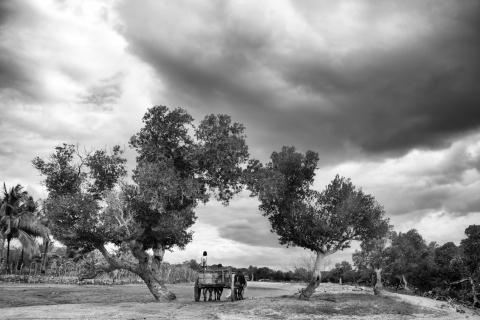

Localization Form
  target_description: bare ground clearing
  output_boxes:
[0,282,477,320]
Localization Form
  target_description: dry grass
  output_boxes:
[226,293,446,318]
[0,282,456,319]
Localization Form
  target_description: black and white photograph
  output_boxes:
[0,0,479,318]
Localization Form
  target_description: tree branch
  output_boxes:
[78,264,115,281]
[448,278,471,286]
[329,238,350,255]
[96,244,139,274]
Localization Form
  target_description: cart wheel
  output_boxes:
[194,286,201,301]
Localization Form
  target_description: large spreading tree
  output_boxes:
[33,106,249,301]
[245,146,391,300]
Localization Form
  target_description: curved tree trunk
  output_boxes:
[402,274,410,290]
[130,241,176,301]
[373,268,383,295]
[152,244,165,277]
[41,240,49,274]
[298,251,326,300]
[16,247,24,270]
[469,277,479,308]
[92,242,176,301]
[0,237,4,271]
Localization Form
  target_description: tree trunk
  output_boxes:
[469,277,479,308]
[16,247,24,270]
[6,238,11,273]
[93,242,176,301]
[0,237,4,271]
[130,241,175,301]
[373,268,383,295]
[402,274,410,290]
[298,251,326,300]
[152,244,165,276]
[41,240,49,274]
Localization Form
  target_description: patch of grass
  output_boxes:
[292,293,442,315]
[261,293,443,317]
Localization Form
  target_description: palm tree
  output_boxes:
[0,184,50,273]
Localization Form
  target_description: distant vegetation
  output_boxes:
[1,105,478,309]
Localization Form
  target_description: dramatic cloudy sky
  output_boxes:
[1,0,479,270]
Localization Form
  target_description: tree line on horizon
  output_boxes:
[0,105,478,307]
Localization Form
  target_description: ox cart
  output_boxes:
[194,267,242,302]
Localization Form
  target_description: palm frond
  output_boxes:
[0,202,6,217]
[2,216,12,238]
[10,228,41,258]
[0,215,7,233]
[19,196,37,213]
[14,213,50,240]
[25,196,37,213]
[2,184,28,216]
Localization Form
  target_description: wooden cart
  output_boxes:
[194,267,240,302]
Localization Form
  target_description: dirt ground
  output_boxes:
[0,282,478,320]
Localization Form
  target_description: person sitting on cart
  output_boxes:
[234,270,247,300]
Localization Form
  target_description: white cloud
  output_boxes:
[0,0,158,194]
[1,0,479,271]
[313,132,480,248]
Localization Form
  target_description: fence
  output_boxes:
[0,262,198,285]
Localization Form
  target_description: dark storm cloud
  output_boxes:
[314,133,480,220]
[0,1,14,27]
[397,141,480,216]
[0,1,45,101]
[116,0,480,163]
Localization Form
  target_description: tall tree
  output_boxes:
[33,106,249,301]
[0,184,50,272]
[455,225,480,307]
[245,147,391,300]
[385,229,428,290]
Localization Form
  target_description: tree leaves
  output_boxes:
[460,225,480,275]
[33,106,250,257]
[246,147,391,254]
[85,146,127,200]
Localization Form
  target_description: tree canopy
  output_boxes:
[245,146,391,299]
[32,106,249,301]
[246,147,390,254]
[385,229,429,290]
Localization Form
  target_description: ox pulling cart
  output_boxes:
[194,267,244,302]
